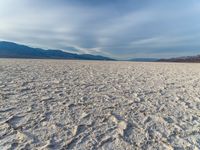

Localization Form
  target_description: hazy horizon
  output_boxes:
[1,0,200,59]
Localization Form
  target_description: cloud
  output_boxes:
[0,0,200,58]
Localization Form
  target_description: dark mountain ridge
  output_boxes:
[0,41,114,60]
[158,55,200,63]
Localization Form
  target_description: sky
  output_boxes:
[0,0,200,59]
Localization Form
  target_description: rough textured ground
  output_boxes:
[0,59,200,150]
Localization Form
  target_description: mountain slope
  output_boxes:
[158,55,200,62]
[0,41,114,60]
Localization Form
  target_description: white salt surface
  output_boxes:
[0,59,200,149]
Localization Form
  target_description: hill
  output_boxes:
[0,41,114,60]
[158,55,200,62]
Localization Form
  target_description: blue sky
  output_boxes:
[0,0,200,59]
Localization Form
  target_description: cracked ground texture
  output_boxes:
[0,59,200,150]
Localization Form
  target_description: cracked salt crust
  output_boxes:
[0,59,200,149]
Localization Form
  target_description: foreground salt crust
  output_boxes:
[0,59,200,149]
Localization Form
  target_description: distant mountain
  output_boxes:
[128,58,158,62]
[158,55,200,62]
[0,41,114,60]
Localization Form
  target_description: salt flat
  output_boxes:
[0,59,200,149]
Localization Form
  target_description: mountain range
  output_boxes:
[0,41,114,60]
[158,55,200,63]
[128,58,158,62]
[1,41,200,62]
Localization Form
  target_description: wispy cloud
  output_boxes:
[0,0,200,58]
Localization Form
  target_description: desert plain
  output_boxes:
[0,59,200,149]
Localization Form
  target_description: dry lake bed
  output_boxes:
[0,59,200,149]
